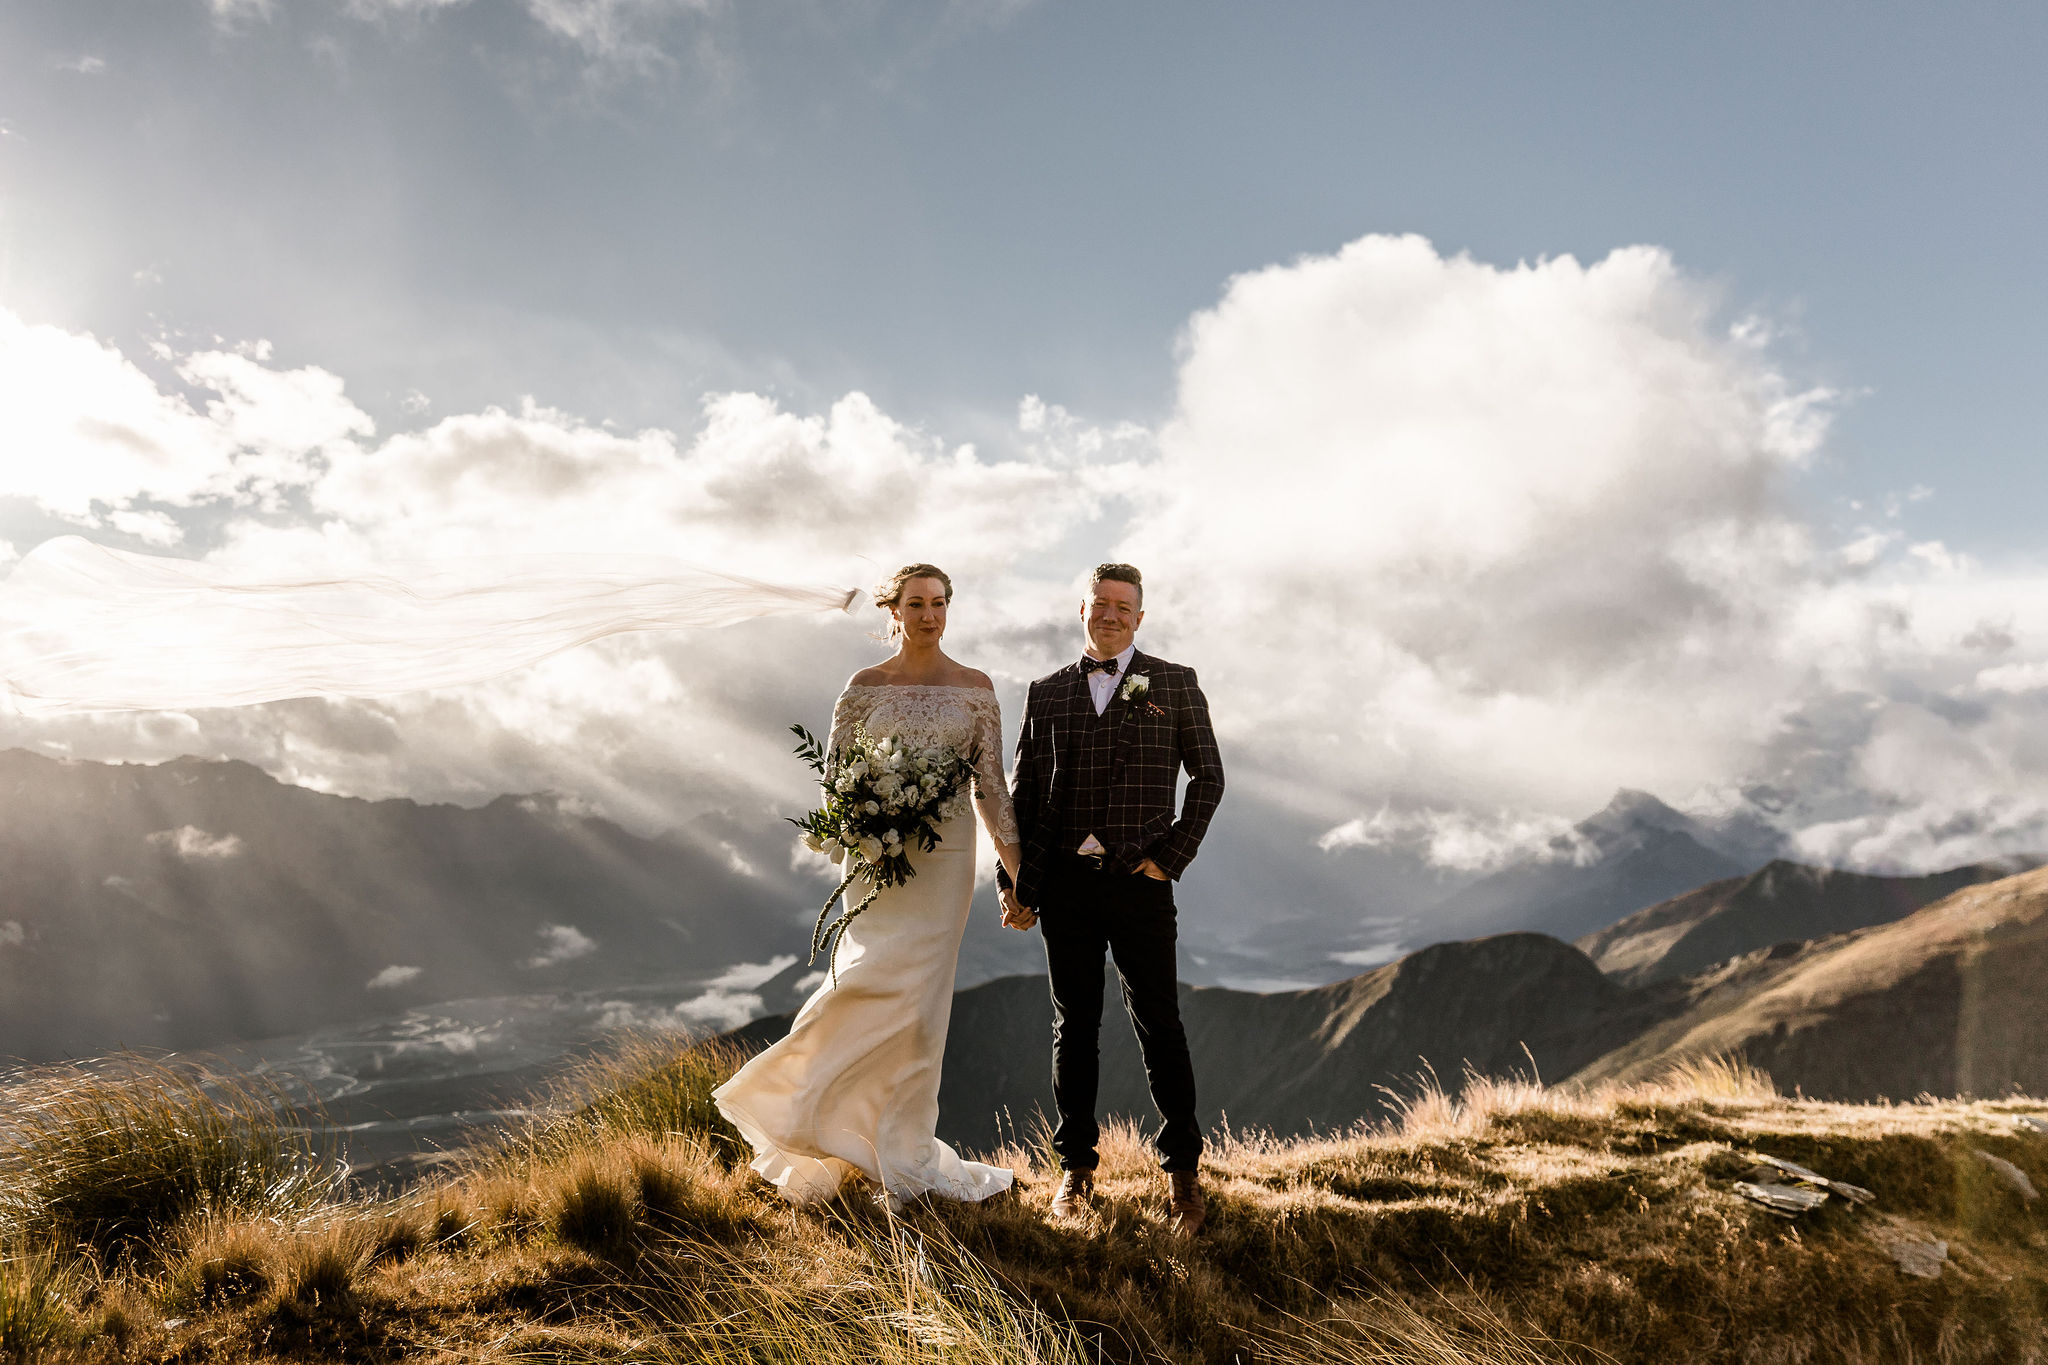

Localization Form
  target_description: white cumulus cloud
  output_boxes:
[208,0,276,25]
[1117,234,2048,873]
[146,826,246,860]
[1318,807,1594,874]
[527,922,597,967]
[0,308,370,536]
[11,231,2048,908]
[367,964,423,989]
[1131,236,1834,810]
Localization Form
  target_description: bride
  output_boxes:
[0,538,1018,1209]
[712,563,1024,1208]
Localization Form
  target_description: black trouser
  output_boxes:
[1039,858,1202,1173]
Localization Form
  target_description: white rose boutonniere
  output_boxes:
[1119,672,1166,716]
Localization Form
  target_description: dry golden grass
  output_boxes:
[544,1031,756,1166]
[0,1056,339,1268]
[3,1039,2046,1364]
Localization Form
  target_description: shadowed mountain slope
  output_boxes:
[1570,864,2048,1100]
[0,749,807,1060]
[1576,857,2029,986]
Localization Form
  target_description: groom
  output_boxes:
[997,563,1225,1236]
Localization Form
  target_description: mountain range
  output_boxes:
[8,748,2046,1175]
[1572,865,2048,1099]
[731,861,2048,1152]
[3,754,1761,1065]
[1576,856,2027,986]
[0,748,1046,1064]
[1406,788,1784,948]
[0,749,808,1058]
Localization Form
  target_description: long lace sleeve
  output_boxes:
[822,687,869,783]
[970,693,1020,848]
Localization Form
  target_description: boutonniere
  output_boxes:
[1119,673,1166,716]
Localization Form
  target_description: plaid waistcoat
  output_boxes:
[1057,694,1118,848]
[1001,650,1226,909]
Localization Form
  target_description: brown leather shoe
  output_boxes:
[1050,1166,1096,1221]
[1167,1170,1206,1238]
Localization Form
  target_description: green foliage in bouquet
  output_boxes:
[787,722,976,979]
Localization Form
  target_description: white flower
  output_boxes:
[822,837,845,864]
[802,832,826,853]
[884,829,901,846]
[1120,673,1151,702]
[858,836,885,863]
[864,800,882,816]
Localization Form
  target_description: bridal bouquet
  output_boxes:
[787,722,976,977]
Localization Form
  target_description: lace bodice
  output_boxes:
[828,685,1019,848]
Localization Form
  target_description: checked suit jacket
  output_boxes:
[998,650,1225,910]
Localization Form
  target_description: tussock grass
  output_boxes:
[0,1056,336,1261]
[549,1032,755,1165]
[0,1251,79,1361]
[1635,1052,1778,1102]
[160,1218,274,1312]
[1264,1288,1602,1365]
[271,1218,371,1309]
[627,1215,1102,1365]
[550,1154,642,1255]
[3,1039,2046,1364]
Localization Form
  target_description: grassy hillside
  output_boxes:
[1578,864,2048,1098]
[4,1043,2047,1364]
[1575,859,2022,987]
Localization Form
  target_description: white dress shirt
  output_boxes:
[1084,642,1137,716]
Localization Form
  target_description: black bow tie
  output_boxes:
[1081,656,1121,677]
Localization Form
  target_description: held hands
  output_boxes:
[1001,860,1165,929]
[999,885,1038,931]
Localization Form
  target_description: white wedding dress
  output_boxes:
[712,684,1021,1207]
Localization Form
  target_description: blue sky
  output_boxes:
[5,2,2043,547]
[4,1,2048,974]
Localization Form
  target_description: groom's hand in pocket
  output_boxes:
[1137,858,1171,881]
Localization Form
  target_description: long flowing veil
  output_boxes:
[0,536,860,715]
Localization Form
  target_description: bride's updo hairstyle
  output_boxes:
[873,563,954,641]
